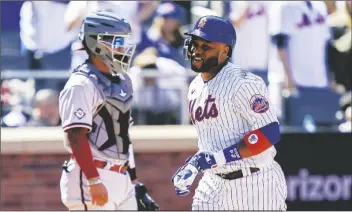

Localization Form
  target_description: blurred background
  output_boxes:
[1,1,351,211]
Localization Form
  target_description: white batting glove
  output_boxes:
[172,163,199,196]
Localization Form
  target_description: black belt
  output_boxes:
[216,167,260,180]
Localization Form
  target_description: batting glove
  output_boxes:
[171,156,200,196]
[195,151,218,170]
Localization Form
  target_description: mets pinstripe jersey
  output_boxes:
[188,61,278,174]
[188,61,287,210]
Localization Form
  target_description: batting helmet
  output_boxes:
[78,11,136,73]
[183,15,236,60]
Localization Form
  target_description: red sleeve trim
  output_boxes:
[63,123,92,132]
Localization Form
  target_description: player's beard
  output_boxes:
[191,56,219,73]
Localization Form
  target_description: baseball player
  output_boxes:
[59,11,159,211]
[172,15,287,210]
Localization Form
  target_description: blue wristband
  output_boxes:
[223,144,242,163]
[213,143,242,166]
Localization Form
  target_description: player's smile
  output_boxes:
[176,14,288,210]
[191,55,204,68]
[190,38,224,73]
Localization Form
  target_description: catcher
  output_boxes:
[59,11,159,210]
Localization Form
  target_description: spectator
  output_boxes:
[136,2,187,67]
[1,105,31,128]
[19,1,76,91]
[129,47,188,125]
[1,80,12,118]
[24,89,60,127]
[267,1,332,121]
[138,1,160,31]
[1,79,35,127]
[229,1,271,85]
[326,0,352,92]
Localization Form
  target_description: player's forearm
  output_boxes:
[214,122,280,164]
[272,34,293,81]
[65,127,99,180]
[278,48,294,81]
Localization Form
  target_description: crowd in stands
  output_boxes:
[1,1,351,132]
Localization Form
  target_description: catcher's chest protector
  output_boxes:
[73,63,133,161]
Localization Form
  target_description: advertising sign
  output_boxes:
[275,133,352,210]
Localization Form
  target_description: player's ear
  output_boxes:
[221,45,230,58]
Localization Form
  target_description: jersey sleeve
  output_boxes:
[268,2,293,36]
[59,83,96,132]
[234,79,278,130]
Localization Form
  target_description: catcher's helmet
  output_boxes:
[183,15,236,60]
[78,11,136,74]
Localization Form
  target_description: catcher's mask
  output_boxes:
[97,33,135,72]
[79,11,136,74]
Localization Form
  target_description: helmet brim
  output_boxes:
[184,30,211,42]
[185,28,228,44]
[185,29,234,46]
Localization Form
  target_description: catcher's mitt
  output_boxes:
[135,182,160,211]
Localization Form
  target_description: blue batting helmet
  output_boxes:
[183,15,236,60]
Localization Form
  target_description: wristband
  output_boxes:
[214,144,242,166]
[87,178,102,186]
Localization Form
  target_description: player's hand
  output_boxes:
[195,151,218,170]
[329,80,345,93]
[172,166,198,196]
[88,181,108,207]
[282,78,298,98]
[171,157,200,196]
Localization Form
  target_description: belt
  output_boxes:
[216,167,260,180]
[93,160,128,174]
[71,155,128,174]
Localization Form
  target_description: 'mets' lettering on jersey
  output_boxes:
[189,94,218,123]
[187,62,279,174]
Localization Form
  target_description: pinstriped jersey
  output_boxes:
[188,61,278,174]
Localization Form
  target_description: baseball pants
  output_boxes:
[60,159,137,210]
[192,161,287,210]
